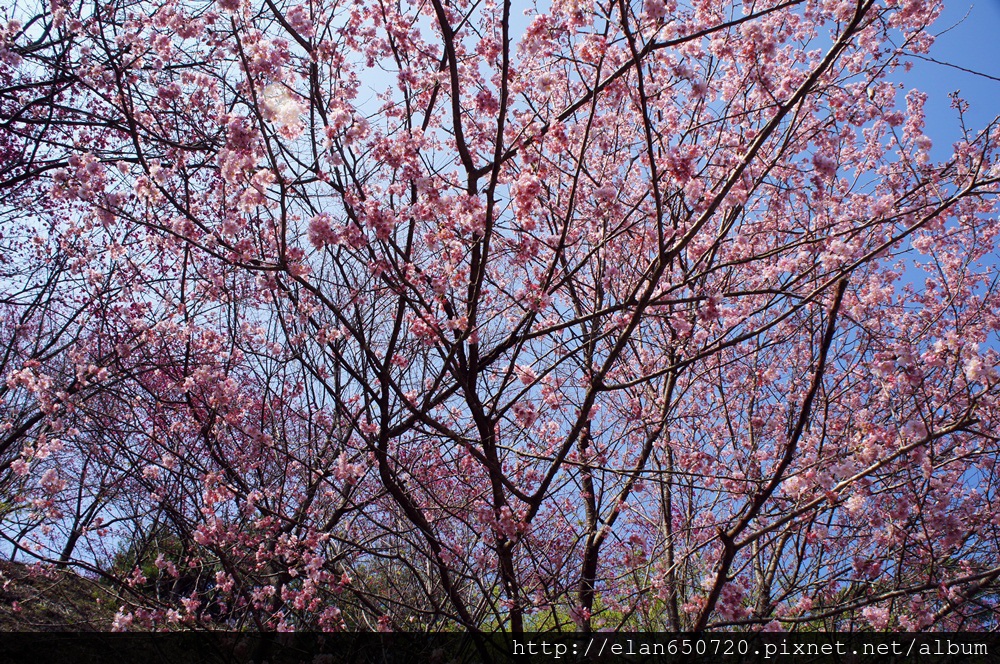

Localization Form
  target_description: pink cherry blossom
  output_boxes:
[2,0,999,637]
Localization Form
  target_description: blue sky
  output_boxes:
[909,1,1000,156]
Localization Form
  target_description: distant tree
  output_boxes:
[2,0,1000,632]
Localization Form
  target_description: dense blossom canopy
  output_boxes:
[2,0,1000,633]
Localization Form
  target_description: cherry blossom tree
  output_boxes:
[2,0,1000,633]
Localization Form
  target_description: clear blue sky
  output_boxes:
[910,1,1000,156]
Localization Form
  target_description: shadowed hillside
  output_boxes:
[0,561,117,631]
